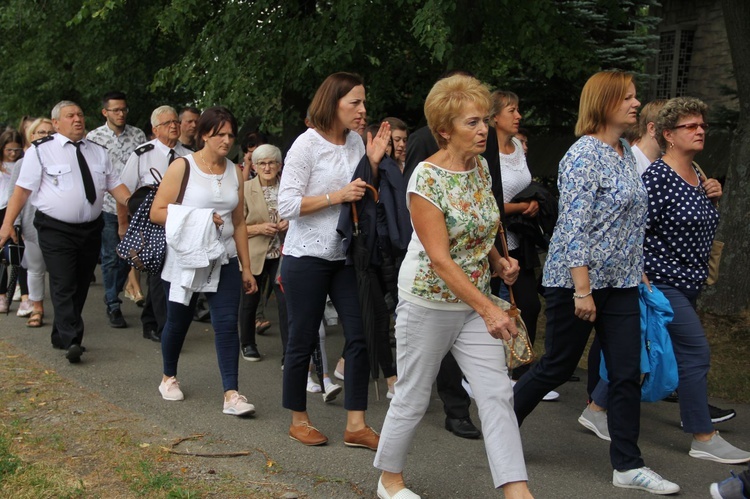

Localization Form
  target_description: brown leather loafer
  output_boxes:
[343,425,380,450]
[289,422,328,446]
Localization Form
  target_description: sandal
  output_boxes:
[125,290,145,307]
[255,319,271,335]
[26,311,44,328]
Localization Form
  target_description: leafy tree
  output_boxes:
[0,0,191,130]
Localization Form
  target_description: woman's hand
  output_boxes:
[575,295,596,322]
[641,273,652,292]
[491,256,520,285]
[259,222,279,236]
[366,121,391,167]
[702,177,722,200]
[242,267,258,294]
[213,212,224,228]
[277,219,289,232]
[522,199,539,218]
[336,178,368,203]
[482,305,519,341]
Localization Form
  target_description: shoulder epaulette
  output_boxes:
[135,143,155,156]
[31,135,54,147]
[87,140,107,149]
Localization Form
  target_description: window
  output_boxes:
[656,29,695,98]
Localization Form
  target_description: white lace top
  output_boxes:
[499,137,532,250]
[278,128,365,261]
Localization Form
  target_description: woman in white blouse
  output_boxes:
[278,72,390,449]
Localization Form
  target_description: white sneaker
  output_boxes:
[306,378,322,393]
[223,392,255,416]
[542,390,560,401]
[322,382,342,403]
[613,467,680,495]
[159,377,184,401]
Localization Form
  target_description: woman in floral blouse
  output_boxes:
[512,71,680,494]
[373,75,530,499]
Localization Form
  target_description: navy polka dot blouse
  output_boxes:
[642,159,720,291]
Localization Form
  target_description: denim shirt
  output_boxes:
[542,136,647,289]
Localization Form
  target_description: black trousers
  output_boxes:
[141,271,167,335]
[513,286,644,470]
[34,211,103,349]
[239,258,286,348]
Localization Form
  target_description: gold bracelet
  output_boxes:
[325,193,332,207]
[573,290,592,299]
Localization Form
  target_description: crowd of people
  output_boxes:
[0,69,747,499]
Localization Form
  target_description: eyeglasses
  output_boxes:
[105,107,129,114]
[4,148,22,153]
[256,161,279,169]
[35,130,55,137]
[673,122,709,132]
[155,120,180,128]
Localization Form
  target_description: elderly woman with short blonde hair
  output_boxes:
[373,75,530,499]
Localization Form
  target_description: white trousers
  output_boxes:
[21,239,46,302]
[373,300,528,488]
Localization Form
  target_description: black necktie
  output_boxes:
[168,149,176,165]
[72,141,96,204]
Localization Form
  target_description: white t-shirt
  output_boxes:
[632,144,652,177]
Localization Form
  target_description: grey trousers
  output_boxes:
[374,300,528,488]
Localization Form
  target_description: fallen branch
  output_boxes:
[161,433,251,458]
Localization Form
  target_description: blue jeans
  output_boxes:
[100,212,130,312]
[161,258,242,392]
[281,255,369,412]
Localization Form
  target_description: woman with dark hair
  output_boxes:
[150,106,258,415]
[513,71,680,494]
[0,129,25,313]
[278,72,390,448]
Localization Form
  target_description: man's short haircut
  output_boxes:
[102,91,127,108]
[240,131,268,154]
[637,99,668,138]
[150,105,178,127]
[384,117,408,132]
[575,70,634,137]
[51,100,80,120]
[251,144,282,165]
[308,72,364,133]
[194,106,237,150]
[179,106,201,119]
[424,75,491,149]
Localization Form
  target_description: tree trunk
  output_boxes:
[700,0,750,314]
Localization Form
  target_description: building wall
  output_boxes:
[653,0,737,113]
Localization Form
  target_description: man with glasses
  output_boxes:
[178,107,201,151]
[119,106,191,343]
[87,91,146,329]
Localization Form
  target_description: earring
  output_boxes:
[669,142,674,148]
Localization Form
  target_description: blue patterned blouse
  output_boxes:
[542,136,648,289]
[642,159,719,291]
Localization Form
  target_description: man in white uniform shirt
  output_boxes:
[0,101,130,363]
[87,91,146,329]
[118,105,191,343]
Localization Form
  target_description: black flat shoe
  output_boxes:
[66,344,82,364]
[143,329,161,342]
[445,417,481,439]
[108,309,127,328]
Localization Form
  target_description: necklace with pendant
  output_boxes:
[200,150,225,187]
